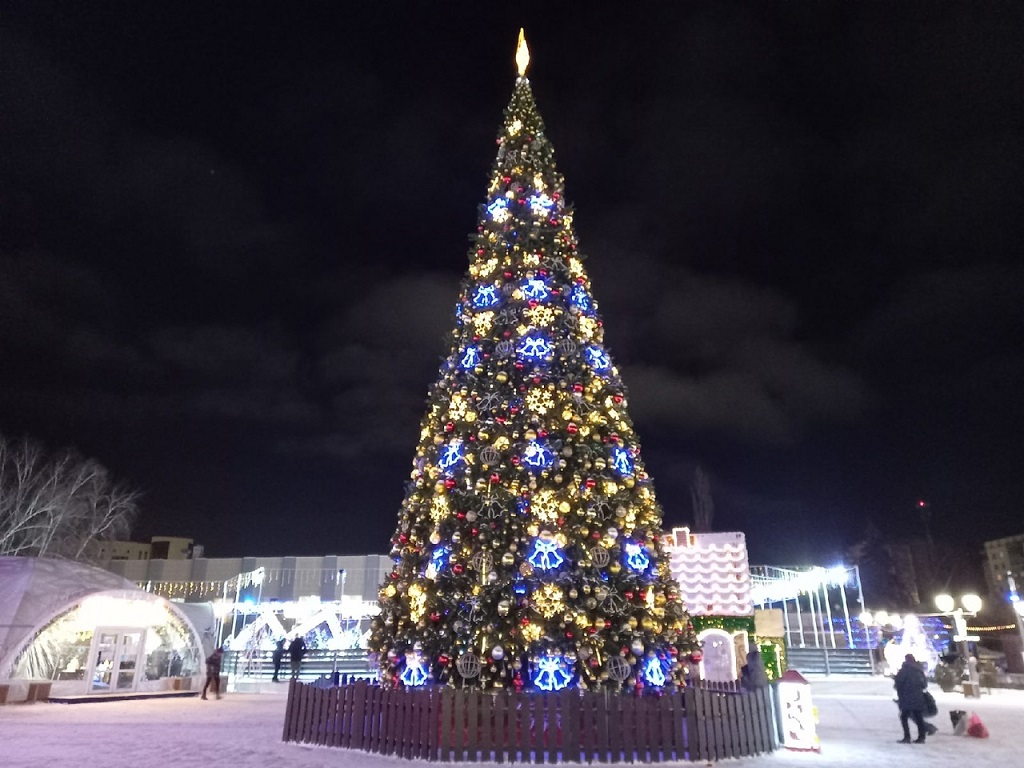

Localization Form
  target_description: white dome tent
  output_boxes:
[0,557,204,702]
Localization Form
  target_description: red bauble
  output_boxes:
[444,478,456,489]
[490,473,501,483]
[567,423,578,434]
[585,478,596,488]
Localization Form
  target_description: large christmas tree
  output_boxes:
[370,31,698,693]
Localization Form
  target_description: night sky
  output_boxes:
[3,2,1023,569]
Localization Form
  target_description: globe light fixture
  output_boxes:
[961,594,983,614]
[934,594,955,613]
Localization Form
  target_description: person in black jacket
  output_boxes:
[201,647,224,700]
[288,635,307,680]
[741,647,769,690]
[894,653,929,743]
[271,638,286,682]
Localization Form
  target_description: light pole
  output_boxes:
[935,593,982,698]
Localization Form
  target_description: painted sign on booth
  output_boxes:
[777,669,820,752]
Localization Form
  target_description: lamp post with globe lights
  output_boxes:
[934,593,982,698]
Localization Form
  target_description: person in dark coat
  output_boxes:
[201,647,224,700]
[271,638,286,682]
[741,647,770,690]
[288,635,307,680]
[894,653,929,743]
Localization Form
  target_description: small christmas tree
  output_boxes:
[370,31,699,693]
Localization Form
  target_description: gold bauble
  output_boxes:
[496,372,508,383]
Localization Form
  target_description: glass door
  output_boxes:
[89,628,146,693]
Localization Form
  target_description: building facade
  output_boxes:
[983,534,1024,599]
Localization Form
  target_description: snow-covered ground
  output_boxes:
[0,676,1019,767]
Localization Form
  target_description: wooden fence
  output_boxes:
[282,679,778,762]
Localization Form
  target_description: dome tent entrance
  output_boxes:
[0,557,204,701]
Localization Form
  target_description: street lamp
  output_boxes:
[934,593,982,698]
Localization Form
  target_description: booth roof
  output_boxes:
[0,556,140,673]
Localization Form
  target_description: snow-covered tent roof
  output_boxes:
[0,556,202,680]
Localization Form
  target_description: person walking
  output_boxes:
[201,647,224,700]
[894,653,929,743]
[271,638,287,682]
[288,635,307,680]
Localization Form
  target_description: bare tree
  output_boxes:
[0,433,139,563]
[690,465,714,533]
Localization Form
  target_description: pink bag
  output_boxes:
[966,712,989,739]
